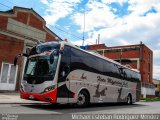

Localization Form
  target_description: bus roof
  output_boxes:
[38,41,140,73]
[62,41,140,73]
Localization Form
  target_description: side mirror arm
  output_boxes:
[14,53,29,66]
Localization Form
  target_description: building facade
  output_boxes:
[88,43,154,98]
[153,79,160,97]
[0,6,61,91]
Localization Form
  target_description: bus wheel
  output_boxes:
[126,94,132,105]
[77,91,89,107]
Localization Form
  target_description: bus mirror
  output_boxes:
[14,53,29,66]
[59,50,64,54]
[61,65,70,76]
[14,54,22,66]
[14,56,18,66]
[26,48,31,56]
[50,53,54,64]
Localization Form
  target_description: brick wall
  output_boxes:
[105,45,153,84]
[141,45,153,83]
[104,50,140,59]
[1,8,57,42]
[0,16,8,30]
[0,34,24,65]
[122,62,137,69]
[29,13,44,30]
[0,34,24,90]
[89,44,107,50]
[46,32,57,41]
[12,11,28,24]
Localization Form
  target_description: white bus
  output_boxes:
[15,41,141,107]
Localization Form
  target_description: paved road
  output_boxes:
[0,101,160,120]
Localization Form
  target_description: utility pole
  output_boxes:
[120,48,122,64]
[98,34,100,44]
[82,10,85,46]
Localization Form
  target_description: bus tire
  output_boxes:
[77,90,90,107]
[126,94,132,105]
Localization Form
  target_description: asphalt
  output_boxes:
[0,91,146,104]
[0,91,46,104]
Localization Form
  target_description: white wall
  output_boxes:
[141,87,155,98]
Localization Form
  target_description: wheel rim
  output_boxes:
[77,93,86,106]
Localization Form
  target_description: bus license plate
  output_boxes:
[29,95,34,99]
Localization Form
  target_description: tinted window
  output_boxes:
[68,46,140,83]
[103,61,120,78]
[123,69,140,82]
[71,48,103,74]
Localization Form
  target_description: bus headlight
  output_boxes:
[43,85,55,93]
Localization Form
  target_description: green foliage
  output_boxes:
[142,97,160,101]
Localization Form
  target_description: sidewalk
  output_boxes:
[0,91,46,104]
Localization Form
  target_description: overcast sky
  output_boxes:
[0,0,160,79]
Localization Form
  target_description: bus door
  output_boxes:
[57,46,72,103]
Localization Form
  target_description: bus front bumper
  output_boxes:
[20,89,57,103]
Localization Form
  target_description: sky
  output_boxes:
[0,0,160,79]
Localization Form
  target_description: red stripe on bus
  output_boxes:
[20,89,57,103]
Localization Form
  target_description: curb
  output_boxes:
[0,102,48,104]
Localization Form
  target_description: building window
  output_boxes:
[0,62,18,90]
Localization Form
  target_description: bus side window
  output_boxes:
[103,62,121,79]
[103,61,112,77]
[71,48,103,74]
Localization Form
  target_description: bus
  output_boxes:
[14,41,141,107]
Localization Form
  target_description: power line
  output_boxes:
[0,1,83,41]
[53,28,81,39]
[0,2,11,9]
[0,2,79,39]
[51,24,95,45]
[52,28,79,40]
[82,11,85,46]
[0,1,94,45]
[4,0,16,6]
[49,19,84,40]
[52,25,82,40]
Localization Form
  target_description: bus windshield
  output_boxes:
[29,42,60,56]
[24,55,59,83]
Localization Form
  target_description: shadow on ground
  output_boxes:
[21,102,147,114]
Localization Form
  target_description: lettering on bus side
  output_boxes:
[96,75,128,87]
[97,76,106,82]
[81,73,87,80]
[107,78,128,87]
